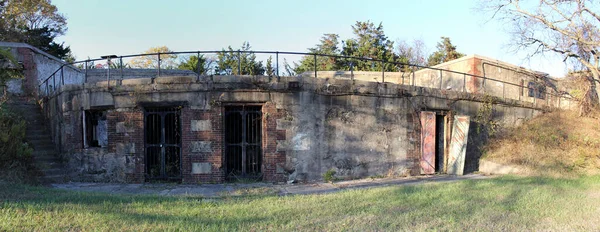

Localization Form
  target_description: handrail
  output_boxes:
[38,50,575,108]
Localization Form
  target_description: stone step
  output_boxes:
[33,153,60,161]
[30,144,57,151]
[42,168,66,176]
[34,161,64,170]
[42,174,68,183]
[26,139,55,146]
[26,134,53,140]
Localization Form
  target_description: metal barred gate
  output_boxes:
[224,105,263,180]
[144,107,182,181]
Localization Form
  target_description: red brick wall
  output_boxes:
[262,102,287,182]
[17,48,37,95]
[179,102,287,184]
[181,106,224,183]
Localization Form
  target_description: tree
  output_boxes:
[396,38,428,70]
[0,0,71,60]
[129,46,177,69]
[427,37,465,66]
[216,42,264,75]
[266,56,275,76]
[21,26,72,60]
[339,21,398,71]
[482,0,600,108]
[177,55,206,74]
[294,34,340,73]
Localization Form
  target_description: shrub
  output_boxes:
[323,169,336,183]
[0,105,34,182]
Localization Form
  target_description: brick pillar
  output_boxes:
[17,48,37,95]
[262,102,287,182]
[181,106,224,183]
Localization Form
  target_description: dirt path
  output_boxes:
[52,174,493,198]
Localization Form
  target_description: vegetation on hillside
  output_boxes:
[483,110,600,176]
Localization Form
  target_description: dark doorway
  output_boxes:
[224,105,262,180]
[435,115,446,173]
[144,107,181,181]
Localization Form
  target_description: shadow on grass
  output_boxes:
[1,175,598,230]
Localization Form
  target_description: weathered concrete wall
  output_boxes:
[0,42,84,96]
[41,74,547,183]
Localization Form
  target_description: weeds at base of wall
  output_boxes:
[323,169,337,183]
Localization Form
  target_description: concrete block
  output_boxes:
[276,118,292,130]
[190,141,212,153]
[191,162,212,174]
[89,91,114,108]
[122,78,152,86]
[276,140,288,152]
[276,163,285,174]
[154,76,195,84]
[191,120,211,131]
[116,143,135,154]
[116,122,135,133]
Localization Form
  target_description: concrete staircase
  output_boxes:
[6,98,68,183]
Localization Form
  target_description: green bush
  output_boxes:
[0,105,32,169]
[323,169,336,183]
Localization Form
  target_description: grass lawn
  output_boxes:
[1,175,600,231]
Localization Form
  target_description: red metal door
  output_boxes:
[420,111,436,174]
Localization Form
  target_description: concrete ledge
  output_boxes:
[154,76,195,84]
[122,78,152,86]
[95,80,120,88]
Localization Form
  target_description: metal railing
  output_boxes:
[38,50,575,108]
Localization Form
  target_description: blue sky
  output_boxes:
[52,0,568,77]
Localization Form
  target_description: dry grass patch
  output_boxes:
[483,110,600,176]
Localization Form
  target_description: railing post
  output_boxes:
[412,67,415,86]
[463,73,466,92]
[381,61,385,83]
[439,70,443,89]
[157,53,161,77]
[61,67,64,86]
[196,52,201,81]
[276,51,279,82]
[107,57,111,89]
[350,61,354,81]
[46,81,48,96]
[237,50,241,75]
[401,65,404,85]
[84,60,88,84]
[52,73,55,92]
[313,54,317,78]
[120,57,124,80]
